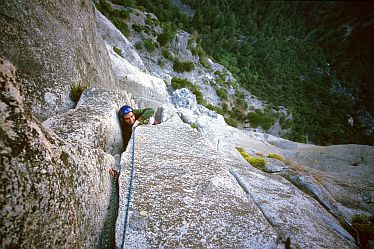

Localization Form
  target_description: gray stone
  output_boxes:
[0,59,115,249]
[104,42,168,110]
[264,158,288,173]
[154,104,178,123]
[43,86,132,155]
[1,1,374,248]
[177,108,197,124]
[171,88,197,111]
[230,168,357,249]
[0,0,116,120]
[194,113,285,162]
[95,10,145,70]
[116,118,279,248]
[114,115,360,248]
[196,104,218,118]
[285,144,374,183]
[285,174,357,223]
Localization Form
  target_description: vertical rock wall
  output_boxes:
[0,59,117,248]
[0,0,116,120]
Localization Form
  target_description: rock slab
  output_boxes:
[116,117,279,248]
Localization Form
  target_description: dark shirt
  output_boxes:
[120,108,155,150]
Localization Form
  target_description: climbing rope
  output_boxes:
[121,127,136,249]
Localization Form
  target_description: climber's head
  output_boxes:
[119,105,135,125]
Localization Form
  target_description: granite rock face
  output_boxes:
[95,10,145,70]
[116,116,280,249]
[0,59,115,249]
[230,168,356,249]
[0,0,116,120]
[171,88,198,111]
[264,158,288,173]
[43,86,132,156]
[284,144,374,183]
[115,115,358,249]
[1,1,373,248]
[95,9,169,110]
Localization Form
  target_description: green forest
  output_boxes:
[104,0,374,145]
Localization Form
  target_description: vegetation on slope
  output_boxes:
[146,0,373,145]
[181,0,374,145]
[97,0,374,145]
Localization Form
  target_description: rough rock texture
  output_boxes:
[95,9,169,110]
[260,135,374,220]
[262,134,374,184]
[285,144,374,183]
[115,114,358,248]
[0,59,115,248]
[107,45,168,110]
[196,111,373,229]
[264,158,288,173]
[2,1,374,248]
[285,173,357,223]
[171,88,197,111]
[170,91,373,247]
[230,167,357,249]
[0,0,116,120]
[185,108,284,161]
[170,88,275,161]
[116,116,280,248]
[43,86,132,155]
[283,165,374,222]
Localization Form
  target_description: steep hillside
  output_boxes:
[87,2,374,247]
[95,0,293,137]
[171,0,374,145]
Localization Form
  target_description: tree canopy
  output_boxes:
[131,0,374,145]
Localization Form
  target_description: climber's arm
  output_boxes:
[133,108,155,125]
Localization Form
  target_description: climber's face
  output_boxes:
[123,112,135,126]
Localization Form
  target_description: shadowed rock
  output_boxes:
[43,86,132,155]
[0,0,116,120]
[0,59,115,248]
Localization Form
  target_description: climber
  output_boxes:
[108,105,157,177]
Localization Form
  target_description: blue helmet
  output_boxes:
[119,105,133,117]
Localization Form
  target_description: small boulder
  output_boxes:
[264,158,288,173]
[171,88,197,111]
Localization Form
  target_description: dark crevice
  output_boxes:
[97,116,126,248]
[96,109,163,248]
[280,172,360,247]
[97,175,120,249]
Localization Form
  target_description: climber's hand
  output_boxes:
[132,120,140,129]
[148,116,155,125]
[109,167,119,177]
